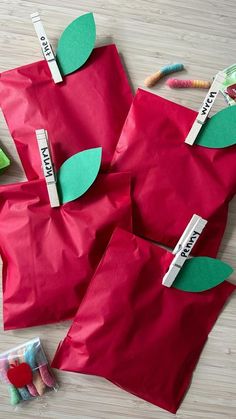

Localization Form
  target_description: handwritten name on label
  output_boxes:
[40,146,54,180]
[200,91,217,116]
[40,36,53,60]
[181,231,200,258]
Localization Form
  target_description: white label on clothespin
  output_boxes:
[31,12,63,84]
[185,72,225,146]
[162,214,208,287]
[35,129,60,208]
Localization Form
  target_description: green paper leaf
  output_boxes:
[196,105,236,148]
[56,13,96,76]
[57,147,102,204]
[172,257,233,292]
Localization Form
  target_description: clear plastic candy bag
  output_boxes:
[0,338,58,405]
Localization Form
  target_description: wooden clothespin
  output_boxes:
[35,129,60,207]
[185,71,225,145]
[31,12,62,84]
[162,214,208,287]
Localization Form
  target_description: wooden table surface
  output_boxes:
[0,1,235,418]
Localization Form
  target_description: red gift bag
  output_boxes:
[0,44,132,180]
[0,174,131,330]
[52,228,235,413]
[111,89,236,257]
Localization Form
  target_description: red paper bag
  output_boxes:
[111,89,236,257]
[0,174,131,330]
[0,44,132,180]
[52,228,235,413]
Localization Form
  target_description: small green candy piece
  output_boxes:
[8,385,21,405]
[0,149,10,172]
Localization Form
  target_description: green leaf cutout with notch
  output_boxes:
[56,13,96,76]
[57,147,102,204]
[196,105,236,148]
[172,257,233,292]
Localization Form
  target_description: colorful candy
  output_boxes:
[0,358,21,405]
[36,345,56,388]
[17,386,32,401]
[38,364,56,388]
[8,352,32,400]
[27,382,39,397]
[24,344,37,369]
[18,346,39,397]
[0,338,58,405]
[33,372,46,396]
[144,63,184,87]
[8,385,21,405]
[166,78,211,89]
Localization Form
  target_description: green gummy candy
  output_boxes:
[8,385,21,405]
[0,149,10,171]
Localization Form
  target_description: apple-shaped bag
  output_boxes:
[52,228,235,414]
[0,14,132,180]
[0,173,131,330]
[111,89,236,257]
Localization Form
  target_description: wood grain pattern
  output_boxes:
[0,1,235,418]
